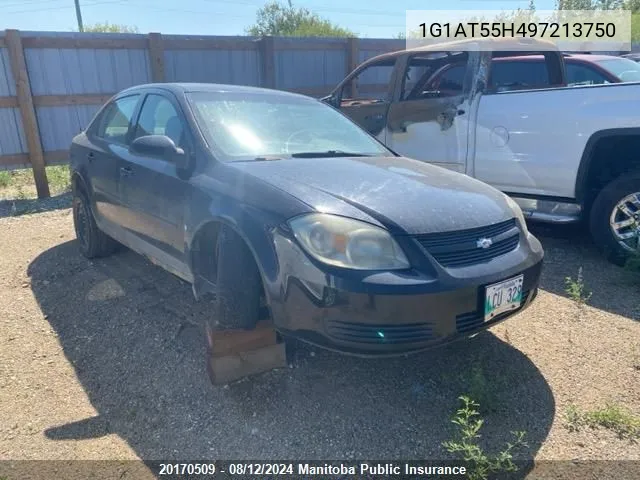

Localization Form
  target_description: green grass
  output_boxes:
[0,171,11,188]
[565,404,640,441]
[442,396,528,480]
[45,165,72,193]
[0,165,71,199]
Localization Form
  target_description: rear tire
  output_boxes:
[213,225,262,330]
[72,190,119,259]
[589,172,640,266]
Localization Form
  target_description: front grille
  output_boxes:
[413,218,520,268]
[326,320,433,344]
[456,290,531,334]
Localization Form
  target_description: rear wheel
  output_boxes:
[72,190,119,259]
[589,172,640,266]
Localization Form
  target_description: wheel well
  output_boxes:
[582,134,640,213]
[72,173,86,196]
[190,222,222,285]
[190,222,267,309]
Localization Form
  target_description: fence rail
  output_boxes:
[3,30,638,198]
[0,30,405,197]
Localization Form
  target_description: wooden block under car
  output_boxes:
[207,321,287,385]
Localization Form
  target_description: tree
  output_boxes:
[626,0,640,12]
[556,0,623,8]
[246,0,354,37]
[82,22,139,33]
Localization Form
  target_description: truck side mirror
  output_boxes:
[320,94,339,108]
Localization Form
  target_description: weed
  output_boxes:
[565,404,582,432]
[564,404,640,441]
[442,396,528,480]
[16,184,27,201]
[564,267,592,305]
[564,267,592,344]
[467,364,493,413]
[452,357,504,414]
[0,171,10,188]
[46,165,71,194]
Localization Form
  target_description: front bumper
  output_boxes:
[268,230,544,356]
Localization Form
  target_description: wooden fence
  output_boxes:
[0,30,405,197]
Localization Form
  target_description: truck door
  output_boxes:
[473,52,567,196]
[328,58,399,144]
[384,51,473,174]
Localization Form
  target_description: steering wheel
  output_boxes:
[284,128,345,154]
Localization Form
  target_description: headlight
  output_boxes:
[288,213,410,270]
[505,194,529,234]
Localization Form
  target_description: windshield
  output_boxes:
[186,91,391,161]
[594,58,640,82]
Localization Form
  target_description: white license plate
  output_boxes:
[484,274,524,321]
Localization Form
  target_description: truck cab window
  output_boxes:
[487,53,564,93]
[566,63,610,86]
[340,61,395,107]
[402,52,468,100]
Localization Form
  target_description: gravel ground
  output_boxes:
[0,209,638,478]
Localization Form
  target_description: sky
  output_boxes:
[1,0,560,38]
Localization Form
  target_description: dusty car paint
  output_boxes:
[70,83,544,356]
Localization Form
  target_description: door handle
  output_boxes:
[457,109,466,116]
[365,113,384,121]
[120,166,133,177]
[87,152,95,162]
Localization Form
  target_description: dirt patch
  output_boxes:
[0,210,638,477]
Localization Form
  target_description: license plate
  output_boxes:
[484,274,524,321]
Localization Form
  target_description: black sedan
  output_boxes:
[69,83,543,357]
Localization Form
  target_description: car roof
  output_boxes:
[492,53,618,63]
[118,82,311,99]
[362,38,557,64]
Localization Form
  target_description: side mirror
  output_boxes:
[130,135,189,169]
[320,94,339,108]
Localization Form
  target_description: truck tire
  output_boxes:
[72,190,119,259]
[589,172,640,266]
[213,225,262,330]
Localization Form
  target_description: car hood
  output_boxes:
[232,156,515,234]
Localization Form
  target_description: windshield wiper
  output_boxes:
[290,150,373,158]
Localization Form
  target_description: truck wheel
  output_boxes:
[589,172,640,266]
[213,225,262,330]
[72,190,119,259]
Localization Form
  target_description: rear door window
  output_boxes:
[489,61,551,91]
[566,63,610,86]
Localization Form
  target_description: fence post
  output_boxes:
[148,32,165,82]
[260,36,275,89]
[5,29,49,198]
[347,37,359,98]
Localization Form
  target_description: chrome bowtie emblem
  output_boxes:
[476,238,493,249]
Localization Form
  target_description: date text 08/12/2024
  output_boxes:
[157,462,468,477]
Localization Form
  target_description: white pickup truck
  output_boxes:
[323,39,640,264]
